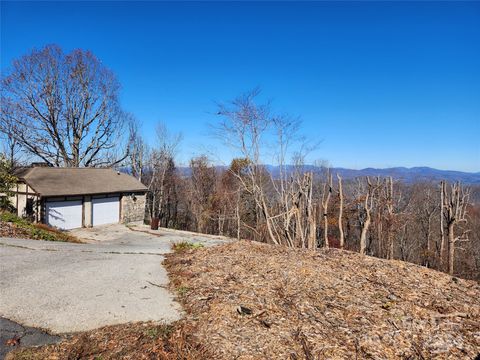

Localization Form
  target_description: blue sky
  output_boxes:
[1,1,479,171]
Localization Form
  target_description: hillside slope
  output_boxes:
[166,241,480,359]
[9,241,479,359]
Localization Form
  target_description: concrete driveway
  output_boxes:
[0,224,229,334]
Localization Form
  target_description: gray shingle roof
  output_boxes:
[15,168,147,197]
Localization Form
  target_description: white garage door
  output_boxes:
[46,200,83,230]
[92,197,120,226]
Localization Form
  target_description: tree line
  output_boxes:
[1,45,478,280]
[129,90,478,281]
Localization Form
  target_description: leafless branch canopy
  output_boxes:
[1,45,127,167]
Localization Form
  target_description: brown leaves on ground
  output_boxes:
[7,241,480,359]
[5,337,20,347]
[7,322,210,360]
[165,241,480,359]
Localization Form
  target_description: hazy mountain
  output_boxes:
[178,165,480,184]
[267,166,480,184]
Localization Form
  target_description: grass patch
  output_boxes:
[172,241,204,252]
[0,211,82,243]
[177,285,190,297]
[144,324,174,339]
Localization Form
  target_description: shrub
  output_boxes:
[1,210,82,243]
[172,241,204,252]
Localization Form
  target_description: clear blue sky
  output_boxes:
[1,1,479,171]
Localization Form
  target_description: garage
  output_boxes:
[12,167,147,228]
[92,197,120,226]
[46,200,83,230]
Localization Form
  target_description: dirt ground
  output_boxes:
[8,240,480,360]
[165,241,480,359]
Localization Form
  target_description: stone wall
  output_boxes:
[84,196,92,227]
[121,192,146,224]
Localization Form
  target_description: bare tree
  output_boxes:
[215,89,317,248]
[127,115,148,181]
[337,173,345,249]
[0,107,21,167]
[414,185,438,267]
[0,45,127,167]
[189,155,217,233]
[441,181,470,275]
[215,89,279,245]
[145,122,182,221]
[358,177,380,255]
[384,177,396,259]
[321,172,333,248]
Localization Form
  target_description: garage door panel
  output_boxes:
[92,197,120,226]
[46,200,83,230]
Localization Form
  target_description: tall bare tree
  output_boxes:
[127,115,148,181]
[215,89,317,248]
[145,122,182,221]
[0,45,127,167]
[337,173,345,249]
[0,109,21,167]
[215,89,279,245]
[384,177,396,259]
[321,172,333,248]
[358,177,380,255]
[440,181,470,275]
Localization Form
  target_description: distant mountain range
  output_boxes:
[179,165,480,185]
[293,166,480,184]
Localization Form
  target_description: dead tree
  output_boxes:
[385,177,396,259]
[306,174,316,250]
[321,173,333,248]
[440,181,470,275]
[359,177,380,255]
[337,173,345,249]
[292,172,316,249]
[215,89,317,247]
[417,186,438,268]
[440,182,446,260]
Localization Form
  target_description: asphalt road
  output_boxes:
[0,224,229,335]
[0,317,60,360]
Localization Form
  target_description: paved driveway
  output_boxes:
[0,224,229,334]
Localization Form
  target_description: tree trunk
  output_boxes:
[337,174,344,249]
[359,215,371,255]
[321,174,332,248]
[425,214,432,268]
[448,222,455,275]
[236,202,241,241]
[359,193,371,255]
[440,181,445,262]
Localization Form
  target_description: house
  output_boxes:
[9,166,148,230]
